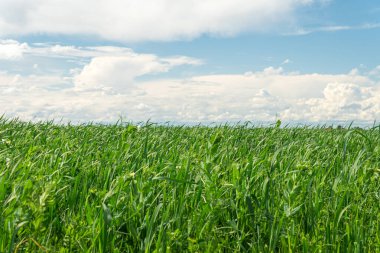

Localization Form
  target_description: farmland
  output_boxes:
[0,118,380,252]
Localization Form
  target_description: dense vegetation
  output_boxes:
[1,118,379,252]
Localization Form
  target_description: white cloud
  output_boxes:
[74,55,166,91]
[287,23,380,36]
[1,66,380,124]
[282,59,292,65]
[74,53,201,92]
[0,40,29,59]
[369,65,380,78]
[0,0,322,41]
[28,45,138,59]
[1,42,201,93]
[282,83,380,122]
[130,70,378,123]
[1,40,379,124]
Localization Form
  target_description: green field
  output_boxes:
[1,118,379,252]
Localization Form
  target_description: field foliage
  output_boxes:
[0,118,380,252]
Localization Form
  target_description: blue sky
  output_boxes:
[0,0,379,124]
[14,0,380,74]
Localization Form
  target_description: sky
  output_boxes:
[0,0,379,125]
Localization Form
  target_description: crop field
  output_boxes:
[0,118,380,252]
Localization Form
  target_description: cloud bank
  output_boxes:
[0,0,322,41]
[0,40,379,124]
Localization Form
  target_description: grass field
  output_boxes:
[1,118,380,252]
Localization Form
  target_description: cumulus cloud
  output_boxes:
[74,54,201,92]
[369,65,380,78]
[1,40,379,124]
[282,83,380,122]
[0,0,322,41]
[1,67,380,124]
[0,40,29,59]
[131,70,379,123]
[1,41,201,92]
